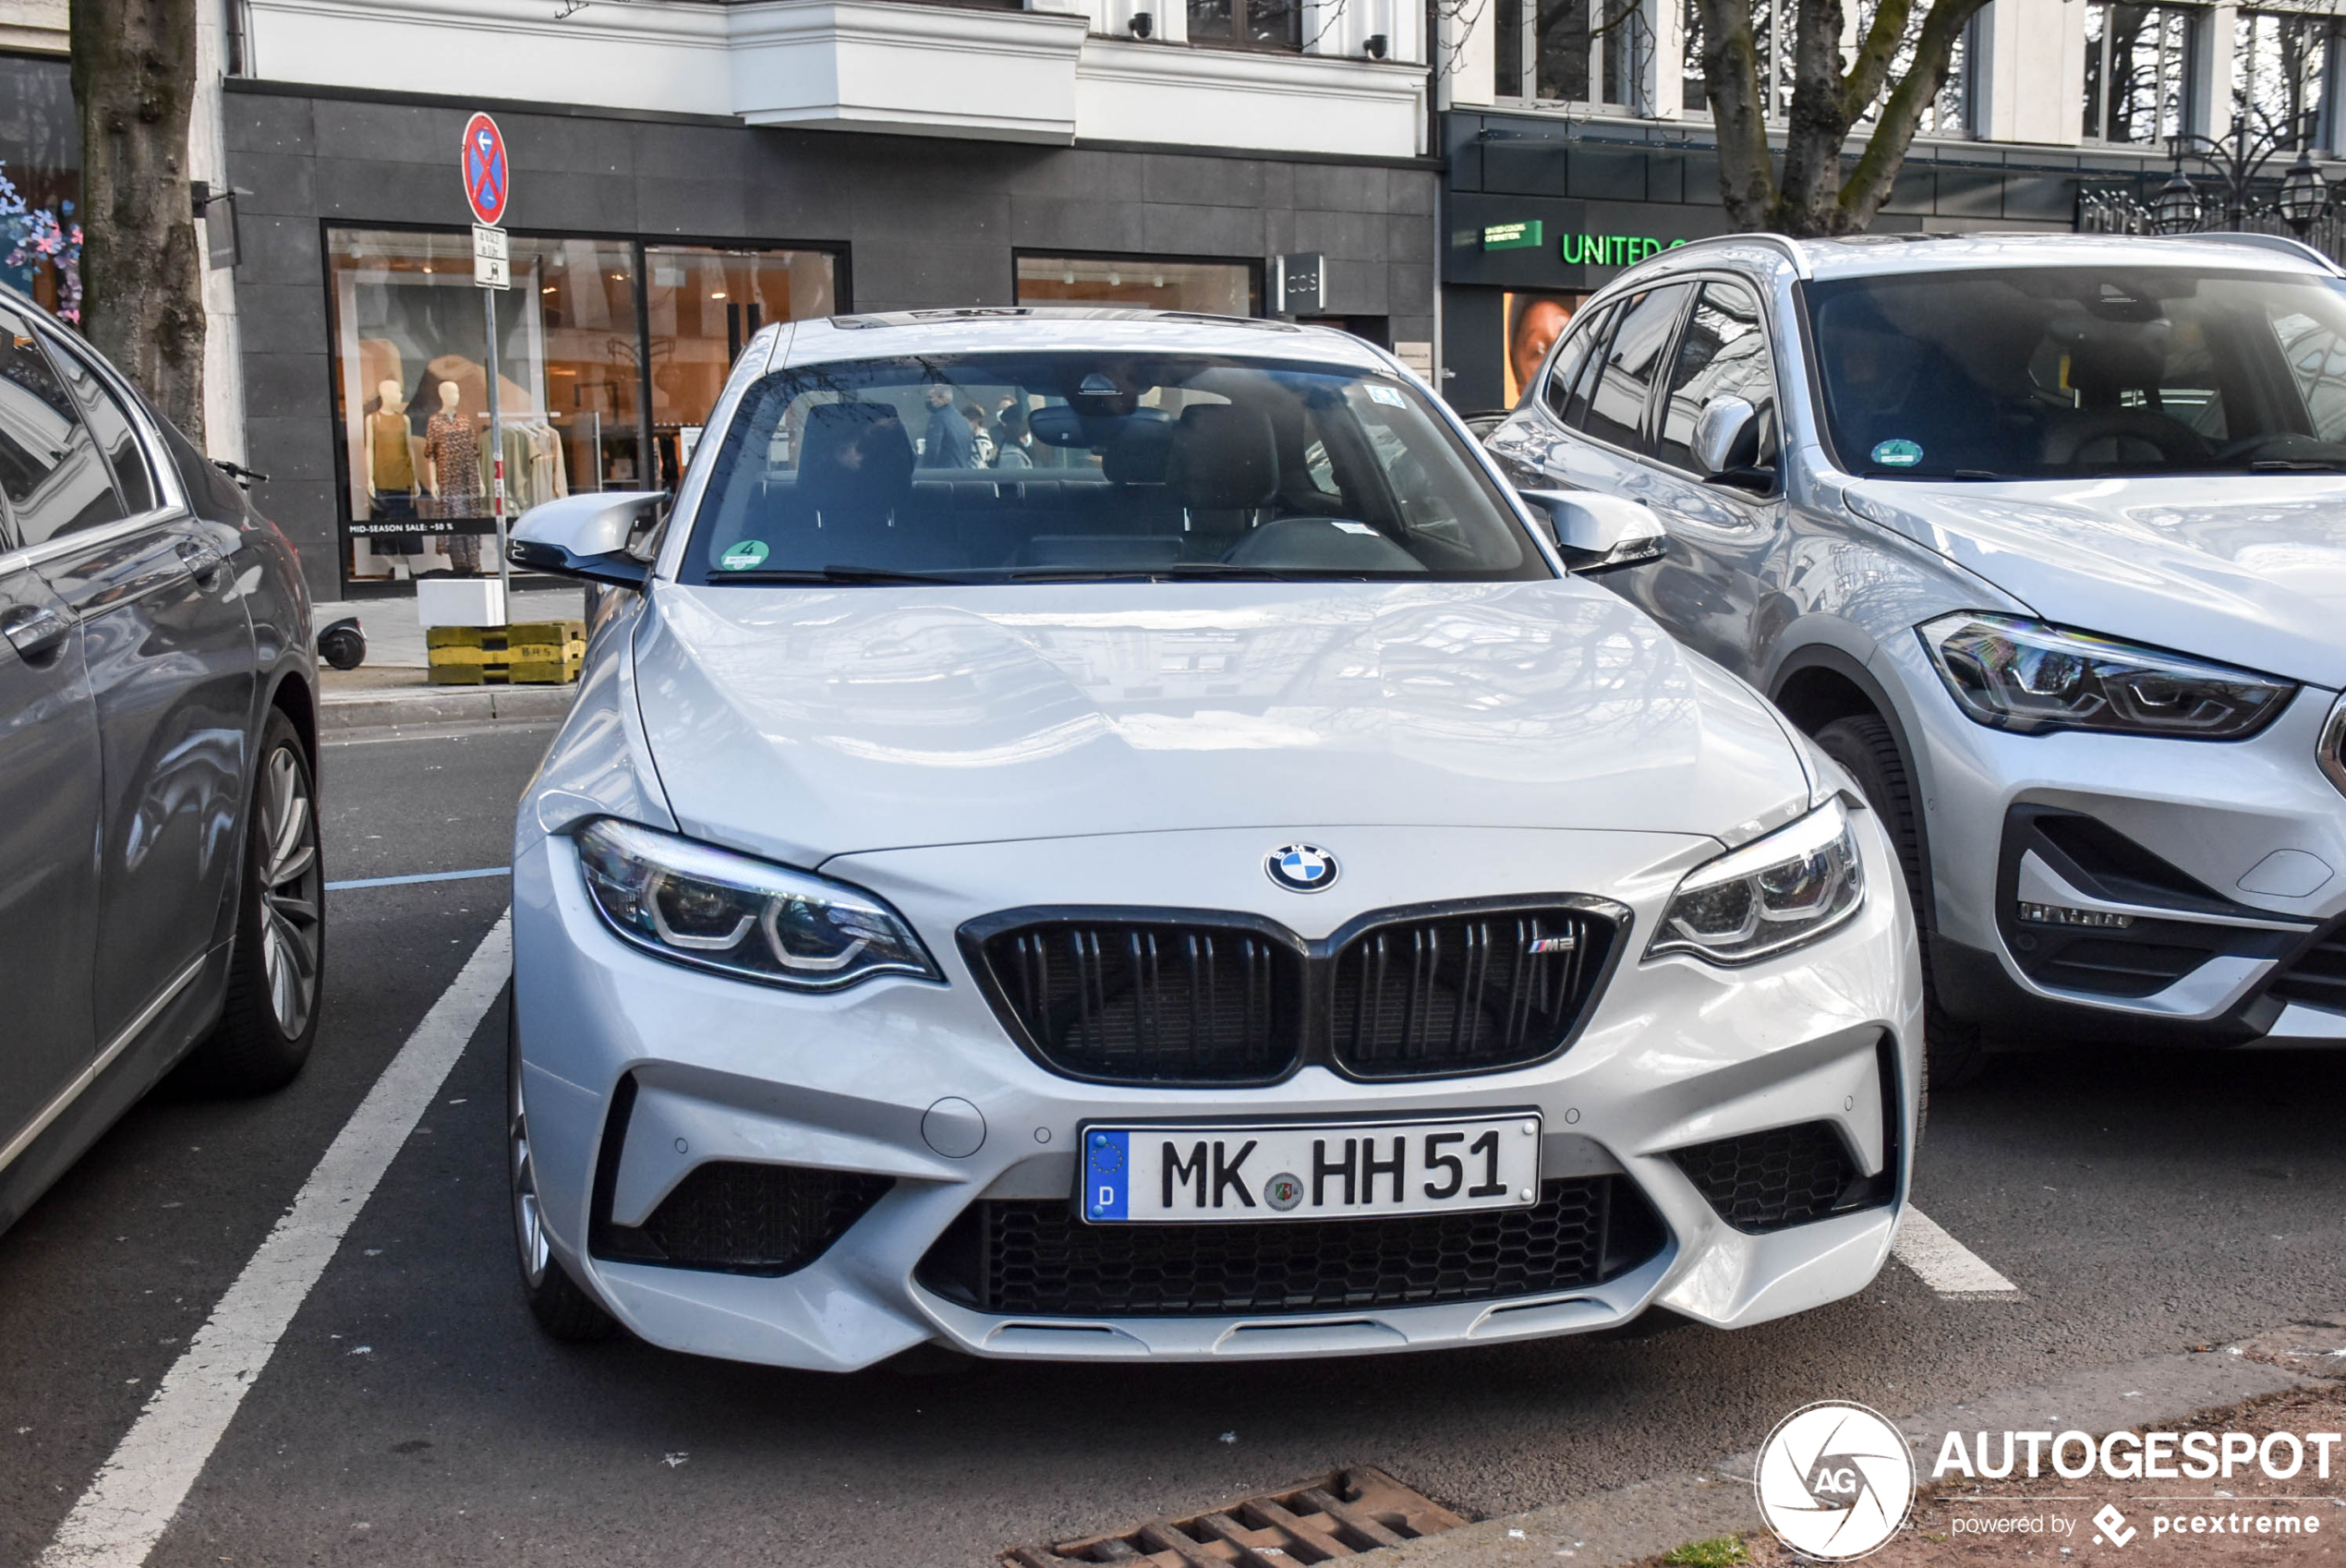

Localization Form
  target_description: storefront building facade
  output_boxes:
[1432,0,2346,413]
[211,0,1441,599]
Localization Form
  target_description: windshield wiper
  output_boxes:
[991,563,1394,582]
[716,564,973,585]
[2250,459,2346,472]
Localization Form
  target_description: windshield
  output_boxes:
[1808,267,2346,479]
[682,351,1547,584]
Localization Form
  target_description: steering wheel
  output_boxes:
[2040,411,2212,469]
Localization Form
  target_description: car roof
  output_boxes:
[1622,229,2341,288]
[763,306,1401,374]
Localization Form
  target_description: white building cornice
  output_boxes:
[241,0,1427,155]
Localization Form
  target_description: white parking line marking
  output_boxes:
[324,866,508,892]
[39,914,513,1568]
[1894,1206,2022,1298]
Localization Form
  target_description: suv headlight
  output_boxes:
[1917,613,2293,738]
[1648,800,1866,966]
[575,818,938,991]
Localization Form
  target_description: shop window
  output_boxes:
[1015,255,1258,318]
[1187,0,1301,52]
[1497,0,1643,109]
[326,227,836,585]
[1504,291,1586,408]
[2237,9,2340,151]
[2084,2,2198,145]
[0,55,80,322]
[645,246,836,491]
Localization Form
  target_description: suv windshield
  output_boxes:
[1808,267,2346,479]
[683,351,1546,584]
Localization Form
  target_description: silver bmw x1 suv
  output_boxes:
[1487,231,2346,1083]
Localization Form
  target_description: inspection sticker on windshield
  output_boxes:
[1871,438,1924,467]
[1365,382,1409,407]
[1080,1113,1541,1224]
[719,539,769,570]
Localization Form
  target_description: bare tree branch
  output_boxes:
[1692,0,1991,237]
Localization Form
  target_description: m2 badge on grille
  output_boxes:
[1081,1114,1542,1224]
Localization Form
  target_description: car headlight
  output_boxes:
[1917,613,2293,738]
[1647,800,1866,966]
[575,818,938,991]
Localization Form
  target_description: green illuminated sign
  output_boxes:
[1481,220,1544,251]
[1560,234,1687,266]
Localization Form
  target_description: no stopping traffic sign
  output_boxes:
[461,113,508,227]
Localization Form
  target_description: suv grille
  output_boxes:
[966,903,1622,1086]
[594,1162,893,1275]
[1669,1122,1884,1234]
[1333,911,1607,1078]
[981,922,1300,1084]
[916,1176,1664,1318]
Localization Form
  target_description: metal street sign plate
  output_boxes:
[461,112,510,227]
[473,224,508,263]
[1278,251,1324,315]
[474,253,510,289]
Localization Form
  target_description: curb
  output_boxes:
[1362,1345,2318,1567]
[320,684,575,731]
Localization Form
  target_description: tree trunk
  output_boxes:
[1694,0,1991,239]
[70,0,206,444]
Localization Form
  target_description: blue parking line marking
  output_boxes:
[1085,1129,1130,1221]
[325,866,512,891]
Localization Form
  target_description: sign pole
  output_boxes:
[484,287,508,604]
[460,111,514,613]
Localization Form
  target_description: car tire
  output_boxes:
[187,709,325,1093]
[1813,713,1988,1092]
[509,998,620,1344]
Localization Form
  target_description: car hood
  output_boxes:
[1844,474,2346,684]
[630,580,1812,866]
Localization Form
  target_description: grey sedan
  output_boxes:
[0,288,320,1236]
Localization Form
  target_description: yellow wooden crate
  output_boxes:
[426,620,585,685]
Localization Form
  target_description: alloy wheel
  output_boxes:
[510,1056,550,1290]
[257,746,322,1040]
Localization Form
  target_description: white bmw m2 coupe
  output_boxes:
[502,308,1921,1370]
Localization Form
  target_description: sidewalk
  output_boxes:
[315,586,587,731]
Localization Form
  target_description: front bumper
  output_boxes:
[511,818,1922,1371]
[1878,633,2346,1042]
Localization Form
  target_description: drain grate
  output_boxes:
[1001,1465,1467,1566]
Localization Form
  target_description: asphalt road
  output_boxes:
[3,717,2342,1567]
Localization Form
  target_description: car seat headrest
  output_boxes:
[798,402,913,521]
[1169,404,1277,511]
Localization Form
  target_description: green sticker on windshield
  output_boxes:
[1871,438,1924,468]
[719,539,769,571]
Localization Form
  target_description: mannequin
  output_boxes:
[422,379,484,575]
[362,379,422,573]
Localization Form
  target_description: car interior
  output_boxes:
[1808,268,2346,478]
[685,353,1542,582]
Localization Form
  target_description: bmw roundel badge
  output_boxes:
[1265,842,1338,893]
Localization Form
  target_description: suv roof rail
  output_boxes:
[2160,231,2345,275]
[1618,231,1813,283]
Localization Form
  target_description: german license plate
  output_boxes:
[1077,1114,1542,1224]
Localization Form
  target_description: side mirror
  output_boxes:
[1518,488,1667,573]
[507,490,665,587]
[1690,396,1776,493]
